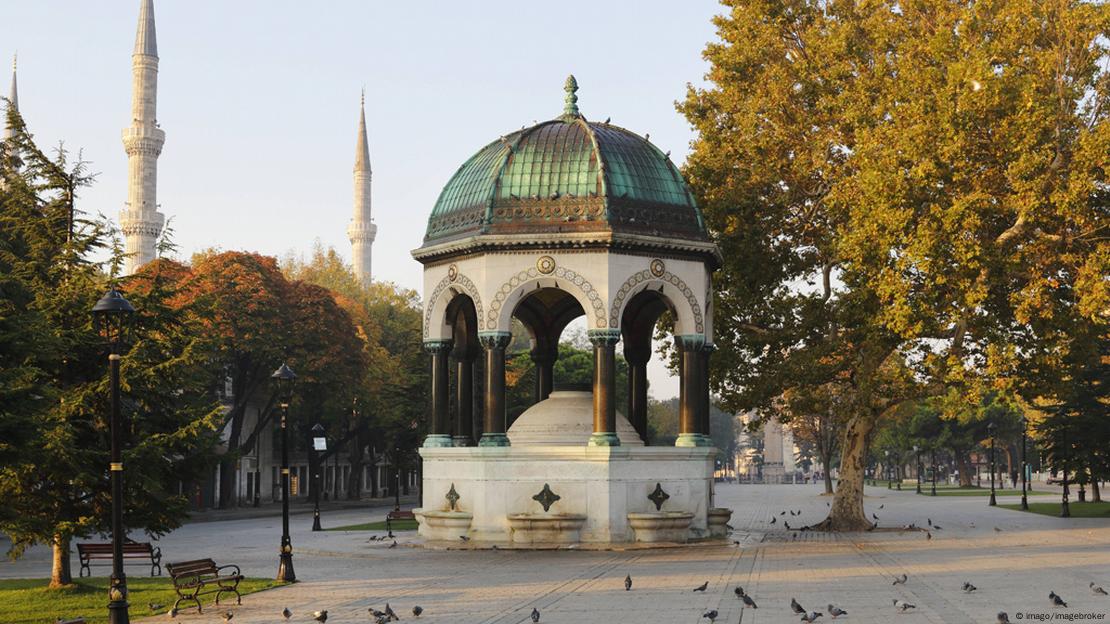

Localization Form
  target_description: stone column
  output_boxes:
[478,332,512,447]
[588,329,622,447]
[531,346,556,403]
[423,340,453,448]
[762,417,786,483]
[676,334,709,447]
[624,344,650,444]
[453,355,475,446]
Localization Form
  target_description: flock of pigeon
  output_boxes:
[759,505,1110,622]
[74,502,1107,624]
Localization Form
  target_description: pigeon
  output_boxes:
[998,613,1010,623]
[531,607,541,622]
[282,607,292,620]
[872,513,880,520]
[878,504,884,509]
[893,574,908,585]
[771,517,777,525]
[389,540,397,548]
[313,611,328,623]
[994,526,1002,532]
[1092,582,1109,595]
[459,535,470,542]
[384,604,398,621]
[742,594,758,609]
[828,604,847,618]
[624,574,632,591]
[412,605,423,617]
[790,510,796,516]
[694,581,709,592]
[926,531,933,540]
[781,511,787,515]
[703,610,718,622]
[791,598,806,614]
[1050,591,1067,607]
[735,586,745,597]
[149,603,165,613]
[604,117,611,124]
[927,518,932,527]
[801,612,823,623]
[223,612,234,623]
[827,502,831,507]
[962,581,977,593]
[785,521,792,530]
[933,524,943,530]
[893,599,915,612]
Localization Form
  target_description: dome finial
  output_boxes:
[563,74,579,118]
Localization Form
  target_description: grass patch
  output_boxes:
[0,576,282,624]
[327,518,418,532]
[999,501,1110,518]
[924,488,1054,497]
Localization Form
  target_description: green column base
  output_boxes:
[423,434,454,448]
[478,433,511,447]
[587,432,621,447]
[676,433,711,447]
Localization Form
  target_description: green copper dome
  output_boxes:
[423,77,705,245]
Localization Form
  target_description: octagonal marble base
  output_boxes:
[416,445,715,546]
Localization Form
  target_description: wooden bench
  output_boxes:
[166,558,243,613]
[386,509,416,536]
[76,542,161,578]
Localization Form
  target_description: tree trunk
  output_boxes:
[823,469,834,495]
[817,413,873,531]
[50,533,72,588]
[957,452,973,487]
[218,455,238,509]
[1092,480,1101,503]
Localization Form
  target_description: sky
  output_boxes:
[2,0,723,399]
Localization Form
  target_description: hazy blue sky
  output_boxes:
[3,0,723,398]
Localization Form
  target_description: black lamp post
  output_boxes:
[92,288,137,624]
[988,422,997,506]
[931,448,937,496]
[271,362,297,582]
[914,445,922,494]
[1020,416,1028,510]
[310,423,325,531]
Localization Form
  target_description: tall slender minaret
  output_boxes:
[347,90,376,285]
[119,0,165,275]
[4,54,17,142]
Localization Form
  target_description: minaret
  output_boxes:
[347,90,376,285]
[119,0,165,275]
[4,54,17,142]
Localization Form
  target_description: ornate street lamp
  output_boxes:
[931,448,938,496]
[914,445,922,494]
[91,288,137,624]
[987,422,997,506]
[1020,416,1028,511]
[310,423,326,531]
[271,362,297,582]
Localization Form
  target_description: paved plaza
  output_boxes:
[7,484,1109,624]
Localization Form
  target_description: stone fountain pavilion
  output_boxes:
[412,76,730,546]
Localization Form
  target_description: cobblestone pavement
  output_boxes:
[8,483,1108,623]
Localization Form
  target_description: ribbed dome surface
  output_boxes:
[423,86,705,246]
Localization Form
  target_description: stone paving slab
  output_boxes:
[10,483,1106,624]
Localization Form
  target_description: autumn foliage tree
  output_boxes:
[681,0,1108,529]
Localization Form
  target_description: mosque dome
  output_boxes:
[421,76,706,247]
